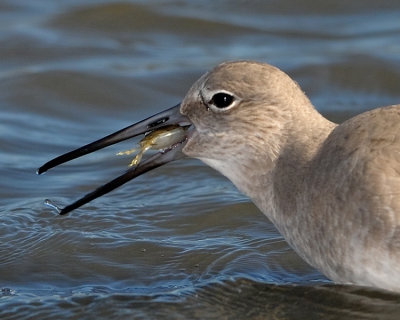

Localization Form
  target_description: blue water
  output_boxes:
[1,1,400,319]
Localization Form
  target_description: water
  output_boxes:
[1,0,400,318]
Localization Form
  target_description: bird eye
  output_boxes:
[209,92,235,109]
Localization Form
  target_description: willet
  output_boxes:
[38,61,400,292]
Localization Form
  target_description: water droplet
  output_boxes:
[1,288,16,296]
[44,199,62,214]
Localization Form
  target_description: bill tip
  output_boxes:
[37,167,46,175]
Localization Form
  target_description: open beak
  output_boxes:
[37,104,191,215]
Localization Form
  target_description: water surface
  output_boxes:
[1,1,400,319]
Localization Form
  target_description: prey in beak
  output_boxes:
[37,104,191,215]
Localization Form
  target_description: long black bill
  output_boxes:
[37,104,191,215]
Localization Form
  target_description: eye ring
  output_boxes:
[207,91,237,111]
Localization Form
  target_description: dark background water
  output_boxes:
[1,1,400,319]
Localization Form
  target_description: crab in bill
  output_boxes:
[117,125,188,167]
[37,104,192,215]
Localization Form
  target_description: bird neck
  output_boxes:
[249,106,337,231]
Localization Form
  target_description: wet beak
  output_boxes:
[37,104,191,215]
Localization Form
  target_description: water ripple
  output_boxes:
[1,0,400,318]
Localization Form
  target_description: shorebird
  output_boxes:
[38,61,400,293]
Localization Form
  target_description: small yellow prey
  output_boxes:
[117,125,187,166]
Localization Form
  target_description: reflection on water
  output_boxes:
[1,0,400,319]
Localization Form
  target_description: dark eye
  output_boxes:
[210,92,234,109]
